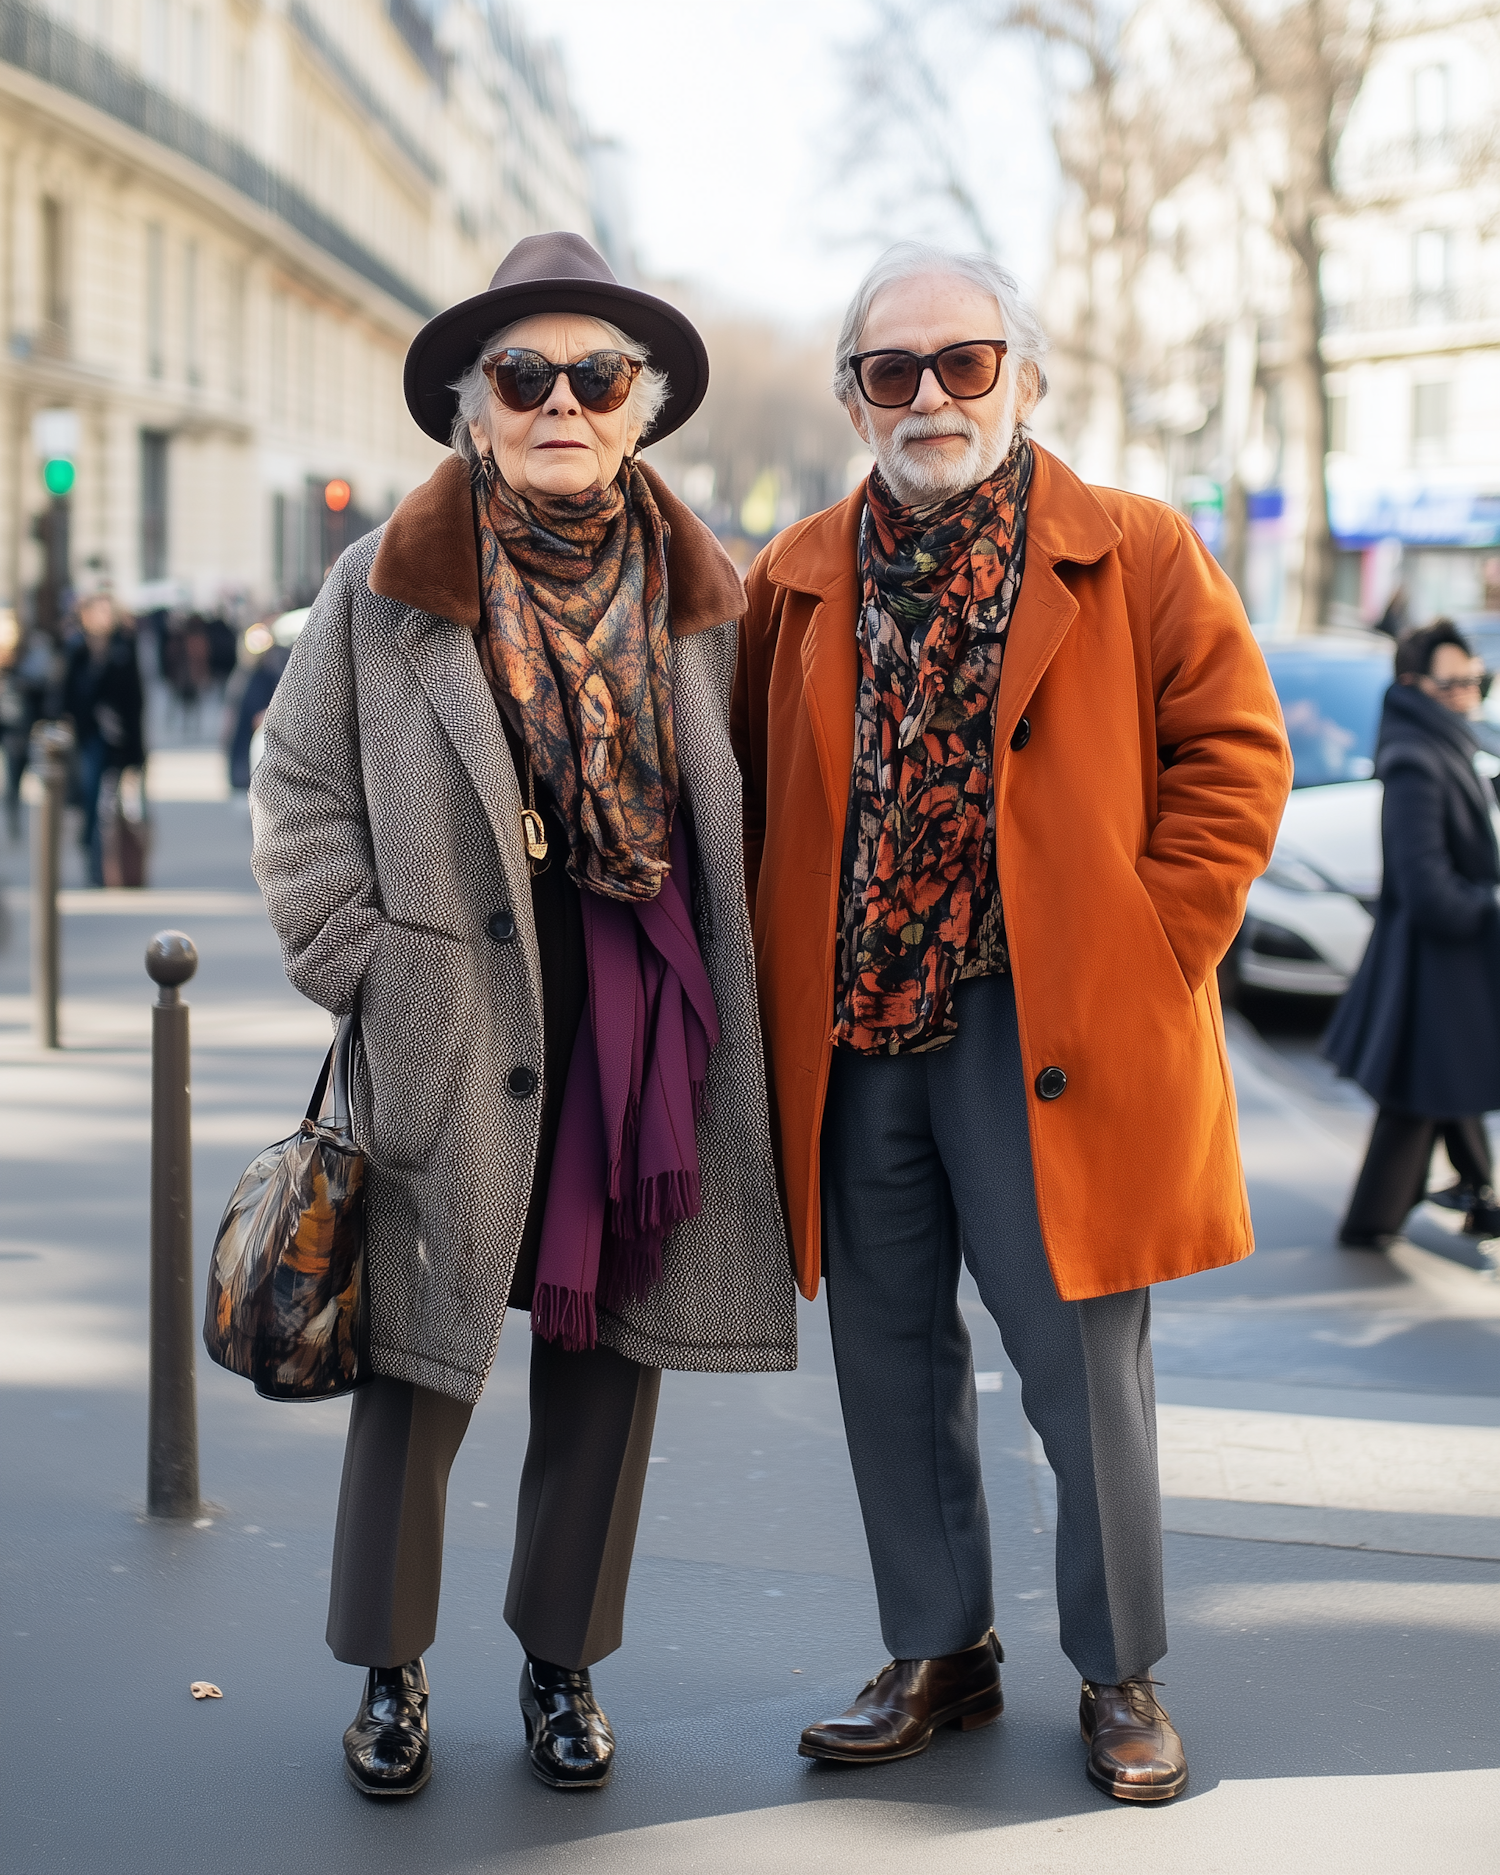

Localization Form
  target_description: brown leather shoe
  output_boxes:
[1080,1677,1188,1801]
[798,1631,1003,1764]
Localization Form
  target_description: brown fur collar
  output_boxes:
[368,453,746,636]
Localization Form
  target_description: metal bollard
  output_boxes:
[146,931,201,1519]
[29,720,74,1049]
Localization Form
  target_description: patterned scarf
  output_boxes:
[833,440,1033,1055]
[475,464,676,902]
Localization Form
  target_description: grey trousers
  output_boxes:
[821,973,1167,1685]
[326,1334,660,1671]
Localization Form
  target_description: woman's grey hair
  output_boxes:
[832,242,1050,409]
[449,315,670,463]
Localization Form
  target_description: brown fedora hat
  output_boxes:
[403,231,709,448]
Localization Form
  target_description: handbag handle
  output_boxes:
[305,996,361,1133]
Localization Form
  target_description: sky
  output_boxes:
[509,0,1059,329]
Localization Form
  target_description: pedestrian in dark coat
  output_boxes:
[62,594,145,886]
[1324,619,1500,1244]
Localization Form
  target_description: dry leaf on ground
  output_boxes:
[189,1682,223,1700]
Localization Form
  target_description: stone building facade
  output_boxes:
[1322,20,1500,629]
[0,0,599,621]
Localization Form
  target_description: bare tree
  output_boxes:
[835,0,1007,253]
[1004,1,1236,479]
[837,1,1232,481]
[1199,0,1385,628]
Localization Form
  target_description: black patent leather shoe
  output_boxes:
[343,1659,432,1798]
[1464,1199,1500,1237]
[519,1656,614,1789]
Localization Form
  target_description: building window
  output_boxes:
[39,196,69,354]
[1413,381,1449,459]
[269,288,287,422]
[142,0,169,83]
[1413,229,1451,322]
[1413,64,1449,145]
[297,304,315,436]
[141,430,169,579]
[226,261,247,403]
[1326,390,1348,454]
[146,222,165,379]
[188,6,206,99]
[271,490,286,593]
[184,239,200,386]
[230,44,250,133]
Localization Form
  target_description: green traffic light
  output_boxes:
[42,457,75,496]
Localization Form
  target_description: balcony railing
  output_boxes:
[1323,286,1495,335]
[289,1,440,184]
[0,0,435,318]
[1338,130,1463,188]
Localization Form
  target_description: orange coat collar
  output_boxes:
[368,452,748,637]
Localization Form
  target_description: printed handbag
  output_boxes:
[203,1011,369,1400]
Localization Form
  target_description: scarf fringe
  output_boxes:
[531,1283,598,1353]
[598,1236,663,1311]
[608,1167,703,1246]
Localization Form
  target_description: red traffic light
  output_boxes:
[324,479,351,513]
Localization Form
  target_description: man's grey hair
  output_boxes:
[449,315,670,463]
[832,242,1050,409]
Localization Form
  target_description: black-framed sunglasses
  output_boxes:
[846,339,1009,408]
[482,347,642,415]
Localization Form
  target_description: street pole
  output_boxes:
[29,720,74,1050]
[145,931,200,1519]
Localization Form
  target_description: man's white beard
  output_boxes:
[871,387,1018,508]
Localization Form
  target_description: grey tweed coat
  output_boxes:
[250,457,796,1405]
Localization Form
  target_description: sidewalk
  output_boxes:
[2,771,1498,1874]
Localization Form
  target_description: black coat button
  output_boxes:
[1010,716,1031,751]
[1035,1066,1067,1101]
[487,908,516,945]
[506,1065,537,1099]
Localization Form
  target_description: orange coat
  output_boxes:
[731,445,1292,1303]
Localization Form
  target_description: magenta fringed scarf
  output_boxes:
[530,814,719,1351]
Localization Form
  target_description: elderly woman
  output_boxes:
[251,233,793,1800]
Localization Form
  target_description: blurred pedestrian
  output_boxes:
[224,624,287,792]
[205,614,238,692]
[61,593,145,886]
[734,241,1291,1803]
[173,614,211,732]
[2,623,60,841]
[1325,620,1500,1243]
[251,232,793,1801]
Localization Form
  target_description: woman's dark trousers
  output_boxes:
[821,973,1166,1687]
[326,1335,660,1670]
[1340,1109,1493,1240]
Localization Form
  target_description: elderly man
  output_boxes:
[731,242,1290,1802]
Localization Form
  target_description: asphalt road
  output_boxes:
[2,738,1497,1874]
